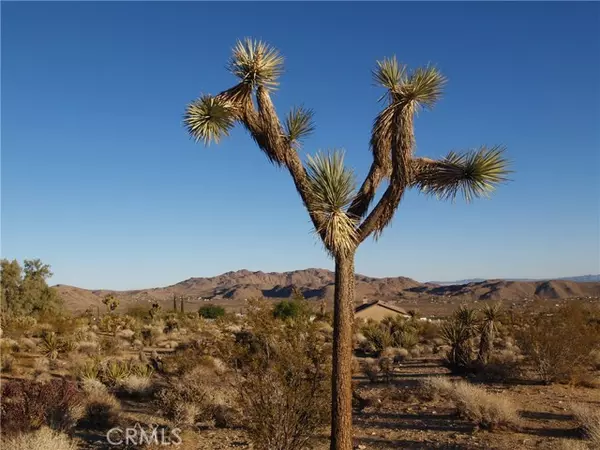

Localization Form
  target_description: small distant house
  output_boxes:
[354,300,410,322]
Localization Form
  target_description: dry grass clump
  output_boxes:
[81,378,108,395]
[156,370,236,427]
[2,427,78,450]
[558,440,593,450]
[118,375,154,397]
[76,341,99,355]
[18,337,38,352]
[419,377,518,430]
[450,381,518,430]
[571,403,600,447]
[361,357,380,383]
[419,376,454,401]
[81,390,121,430]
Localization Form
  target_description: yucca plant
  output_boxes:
[130,362,154,379]
[477,303,501,365]
[442,305,479,370]
[39,332,62,360]
[78,359,101,381]
[101,360,131,386]
[183,39,510,450]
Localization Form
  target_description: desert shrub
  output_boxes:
[361,357,381,383]
[416,320,442,341]
[116,328,135,340]
[118,375,154,397]
[1,337,21,353]
[272,299,309,320]
[236,299,331,450]
[81,390,121,430]
[409,345,422,358]
[198,304,225,319]
[381,347,409,365]
[32,356,50,373]
[478,349,523,382]
[1,352,15,373]
[2,427,78,450]
[572,373,600,389]
[378,355,395,383]
[156,366,238,428]
[141,325,164,346]
[164,317,179,334]
[76,341,99,355]
[517,302,600,383]
[361,322,393,355]
[19,337,38,352]
[99,314,138,336]
[419,376,454,402]
[0,379,84,436]
[4,315,38,337]
[451,382,518,430]
[81,378,107,395]
[419,377,518,430]
[571,403,600,447]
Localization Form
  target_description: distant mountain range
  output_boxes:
[428,275,600,285]
[54,269,600,313]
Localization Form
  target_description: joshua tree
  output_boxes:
[477,303,501,364]
[102,294,119,312]
[183,39,509,450]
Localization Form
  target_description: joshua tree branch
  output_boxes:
[356,104,415,243]
[219,85,330,247]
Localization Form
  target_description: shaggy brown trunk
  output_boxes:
[330,253,355,450]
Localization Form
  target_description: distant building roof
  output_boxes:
[354,300,409,316]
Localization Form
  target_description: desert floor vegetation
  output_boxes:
[1,294,600,449]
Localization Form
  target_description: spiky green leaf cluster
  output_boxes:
[228,38,284,90]
[184,95,235,146]
[397,66,446,110]
[372,57,407,101]
[305,151,358,256]
[284,106,315,145]
[417,146,510,202]
[374,57,446,109]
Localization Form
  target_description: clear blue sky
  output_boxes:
[2,2,599,290]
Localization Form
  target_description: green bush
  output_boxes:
[198,305,225,319]
[272,299,309,320]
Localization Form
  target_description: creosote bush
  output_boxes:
[235,299,331,450]
[517,302,600,384]
[0,379,84,436]
[198,304,226,319]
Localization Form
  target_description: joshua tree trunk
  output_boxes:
[331,253,355,450]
